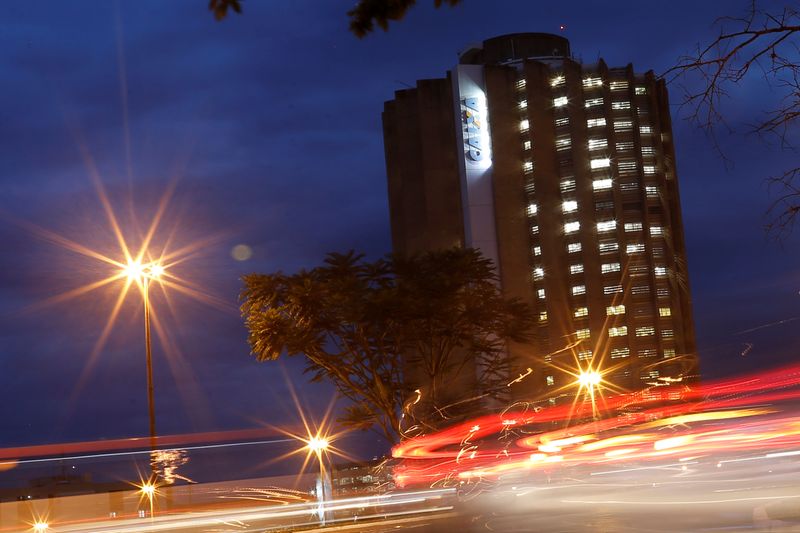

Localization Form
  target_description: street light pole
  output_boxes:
[143,276,156,442]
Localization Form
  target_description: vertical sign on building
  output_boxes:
[451,64,501,274]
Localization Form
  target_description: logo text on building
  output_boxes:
[462,97,485,162]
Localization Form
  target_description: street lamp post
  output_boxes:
[143,276,156,441]
[123,260,164,476]
[307,436,330,525]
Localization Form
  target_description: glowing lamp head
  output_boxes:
[307,436,329,454]
[140,482,156,497]
[32,522,49,532]
[123,260,145,281]
[578,370,602,388]
[149,264,165,278]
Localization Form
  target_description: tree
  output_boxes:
[347,0,462,38]
[240,248,533,444]
[666,2,800,237]
[208,0,464,38]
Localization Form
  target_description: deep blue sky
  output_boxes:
[0,0,797,456]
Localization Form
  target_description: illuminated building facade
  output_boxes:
[382,33,698,405]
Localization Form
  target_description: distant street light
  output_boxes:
[578,370,602,390]
[32,522,49,532]
[304,432,331,525]
[138,479,159,518]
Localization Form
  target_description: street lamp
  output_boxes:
[577,370,602,390]
[122,260,165,449]
[305,433,331,525]
[138,479,159,518]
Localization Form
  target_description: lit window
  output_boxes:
[609,326,628,337]
[657,287,670,298]
[560,179,576,193]
[641,370,660,381]
[538,288,546,299]
[640,125,653,134]
[607,304,626,315]
[663,348,676,358]
[646,185,658,197]
[597,220,617,233]
[643,165,656,175]
[610,80,629,91]
[553,96,568,107]
[516,79,526,90]
[546,375,555,386]
[593,179,613,191]
[562,200,578,213]
[591,157,611,169]
[578,350,592,360]
[555,116,569,127]
[588,138,608,151]
[620,182,638,192]
[636,326,655,337]
[524,140,532,151]
[520,119,530,131]
[610,347,630,358]
[604,285,623,295]
[551,75,565,87]
[583,77,602,88]
[618,160,637,173]
[650,226,664,236]
[638,348,657,357]
[632,285,650,295]
[602,262,621,273]
[531,225,539,235]
[568,242,582,253]
[585,97,603,108]
[555,136,572,151]
[635,86,647,95]
[614,120,633,132]
[570,264,584,275]
[574,307,589,318]
[519,99,528,109]
[572,285,586,296]
[527,203,537,216]
[564,221,580,234]
[533,267,544,280]
[539,311,548,322]
[533,245,542,256]
[641,146,655,156]
[576,328,591,340]
[587,117,607,128]
[616,141,634,151]
[598,241,619,253]
[662,329,674,338]
[612,101,631,110]
[654,266,667,277]
[523,161,534,173]
[626,243,645,254]
[624,222,643,232]
[659,307,672,317]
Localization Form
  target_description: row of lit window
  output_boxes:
[535,283,670,300]
[562,219,664,236]
[547,72,648,93]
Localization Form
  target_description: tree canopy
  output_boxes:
[240,248,533,443]
[209,0,464,37]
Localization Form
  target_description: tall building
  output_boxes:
[382,33,698,405]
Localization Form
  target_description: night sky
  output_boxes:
[1,0,798,458]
